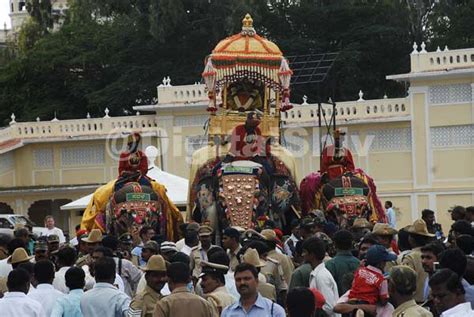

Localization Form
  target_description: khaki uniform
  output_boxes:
[0,247,8,260]
[153,286,218,317]
[258,271,278,302]
[384,248,399,273]
[399,247,427,303]
[258,282,277,302]
[75,254,91,267]
[0,277,7,296]
[190,246,203,279]
[260,257,287,294]
[128,285,162,317]
[267,249,294,284]
[227,245,242,272]
[204,286,236,315]
[393,299,433,317]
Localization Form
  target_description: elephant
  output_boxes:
[188,143,300,236]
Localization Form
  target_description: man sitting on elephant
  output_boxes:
[223,111,273,178]
[320,129,355,180]
[116,132,151,191]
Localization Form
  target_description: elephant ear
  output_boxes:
[189,158,221,217]
[194,178,217,222]
[271,176,295,214]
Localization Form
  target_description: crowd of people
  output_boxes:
[0,204,473,317]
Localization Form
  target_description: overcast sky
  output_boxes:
[1,1,11,28]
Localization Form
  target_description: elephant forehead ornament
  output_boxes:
[109,182,162,229]
[218,161,262,229]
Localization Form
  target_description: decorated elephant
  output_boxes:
[82,177,183,241]
[189,14,301,235]
[105,182,164,238]
[188,142,300,235]
[300,130,386,228]
[81,133,183,241]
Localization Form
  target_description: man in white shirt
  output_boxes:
[102,235,142,297]
[0,268,45,317]
[385,201,397,229]
[303,236,340,317]
[180,223,201,256]
[283,219,300,258]
[429,268,474,317]
[42,215,66,243]
[82,246,126,292]
[53,246,78,293]
[28,259,65,316]
[0,239,27,278]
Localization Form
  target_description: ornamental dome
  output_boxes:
[204,14,288,91]
[212,14,283,60]
[202,14,293,113]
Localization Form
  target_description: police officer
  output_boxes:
[76,229,103,267]
[390,266,433,317]
[200,261,236,314]
[190,225,217,279]
[261,229,294,285]
[118,233,133,261]
[129,255,167,317]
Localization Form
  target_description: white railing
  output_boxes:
[411,46,474,73]
[0,114,158,143]
[157,83,207,104]
[0,127,12,141]
[282,97,409,125]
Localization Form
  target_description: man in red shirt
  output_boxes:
[320,129,355,180]
[228,112,265,160]
[119,132,148,177]
[116,132,150,191]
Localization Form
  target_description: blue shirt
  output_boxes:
[131,246,146,267]
[462,279,474,309]
[51,289,84,317]
[80,282,130,317]
[386,207,396,229]
[221,293,285,317]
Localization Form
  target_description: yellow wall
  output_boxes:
[436,193,474,232]
[378,195,413,229]
[430,103,472,126]
[433,149,474,180]
[0,172,15,187]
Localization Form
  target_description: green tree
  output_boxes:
[17,18,44,52]
[26,0,53,34]
[427,0,474,49]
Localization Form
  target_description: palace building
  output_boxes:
[0,44,472,234]
[0,0,68,45]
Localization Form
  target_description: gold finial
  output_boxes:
[241,14,256,36]
[242,14,253,28]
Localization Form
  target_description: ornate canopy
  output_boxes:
[203,14,291,93]
[202,13,293,133]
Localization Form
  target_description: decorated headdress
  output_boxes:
[127,132,141,144]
